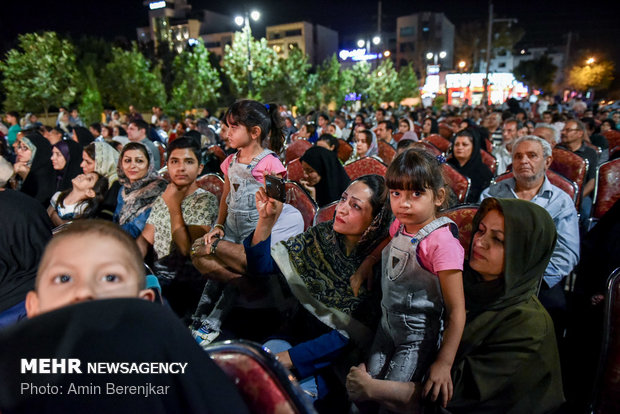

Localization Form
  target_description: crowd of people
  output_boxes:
[0,95,619,413]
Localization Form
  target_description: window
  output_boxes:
[205,42,220,48]
[400,26,414,36]
[399,42,415,53]
[268,32,281,40]
[285,29,302,37]
[498,62,506,68]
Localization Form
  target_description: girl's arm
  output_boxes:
[47,206,67,227]
[423,269,466,408]
[350,236,391,296]
[207,174,230,243]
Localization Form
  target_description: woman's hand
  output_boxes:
[205,227,224,244]
[255,187,280,220]
[346,363,373,402]
[13,161,30,179]
[350,258,375,297]
[299,179,316,201]
[422,360,453,408]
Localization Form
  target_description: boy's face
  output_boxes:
[26,234,152,317]
[167,148,203,186]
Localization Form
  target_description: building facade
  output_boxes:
[266,22,338,66]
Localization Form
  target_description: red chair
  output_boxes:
[208,145,227,163]
[603,130,620,153]
[337,139,353,163]
[344,157,388,180]
[196,173,225,203]
[285,181,317,231]
[377,141,396,164]
[442,163,470,203]
[438,204,478,255]
[154,141,166,169]
[285,139,312,165]
[286,158,304,183]
[424,134,451,153]
[551,147,588,207]
[438,123,454,140]
[413,124,422,136]
[205,340,315,414]
[592,158,620,220]
[416,141,443,157]
[313,200,338,225]
[493,170,578,205]
[590,267,620,414]
[480,149,498,176]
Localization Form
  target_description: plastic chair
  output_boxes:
[424,134,451,153]
[592,158,620,220]
[285,140,312,165]
[196,173,225,203]
[589,267,620,414]
[377,141,396,164]
[480,149,498,176]
[205,340,317,414]
[286,158,304,183]
[313,200,338,226]
[438,123,454,141]
[344,157,388,180]
[493,170,578,205]
[416,141,444,157]
[153,141,166,169]
[438,204,479,255]
[208,145,227,163]
[52,221,74,236]
[337,139,353,163]
[442,163,470,203]
[603,130,620,153]
[285,181,318,231]
[551,146,588,207]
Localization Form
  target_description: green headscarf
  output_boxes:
[464,198,557,317]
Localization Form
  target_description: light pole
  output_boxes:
[235,10,260,95]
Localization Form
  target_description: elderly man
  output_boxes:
[481,135,580,316]
[483,111,503,146]
[492,118,521,175]
[534,123,559,148]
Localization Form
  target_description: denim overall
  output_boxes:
[368,216,457,382]
[224,148,276,243]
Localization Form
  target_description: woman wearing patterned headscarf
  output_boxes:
[81,142,120,219]
[12,132,55,206]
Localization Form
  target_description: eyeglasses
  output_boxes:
[16,145,30,152]
[561,128,580,133]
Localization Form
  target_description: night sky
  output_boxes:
[1,0,619,61]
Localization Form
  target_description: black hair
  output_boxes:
[89,122,102,135]
[223,100,284,154]
[386,148,445,204]
[115,126,127,136]
[357,130,373,146]
[303,123,317,136]
[84,142,96,161]
[351,174,387,217]
[130,119,150,134]
[318,112,330,121]
[317,134,340,152]
[602,118,616,130]
[6,111,19,119]
[120,142,151,168]
[167,136,201,162]
[379,120,394,132]
[56,172,109,219]
[396,139,417,152]
[376,108,386,116]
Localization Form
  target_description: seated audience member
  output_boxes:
[492,118,520,175]
[300,146,351,207]
[533,123,559,148]
[12,132,56,206]
[0,187,52,328]
[114,142,167,238]
[127,119,160,169]
[448,128,493,203]
[421,117,439,139]
[346,198,564,414]
[351,129,379,161]
[0,220,248,414]
[81,141,120,218]
[71,126,95,147]
[48,173,108,226]
[582,117,609,164]
[136,138,218,319]
[243,175,392,410]
[480,135,579,318]
[375,120,397,148]
[325,123,343,139]
[557,119,599,218]
[316,133,340,154]
[51,139,83,192]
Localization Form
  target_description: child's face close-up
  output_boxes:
[226,121,255,149]
[26,234,148,317]
[71,173,98,193]
[167,148,202,186]
[389,188,442,234]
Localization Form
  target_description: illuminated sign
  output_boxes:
[445,73,526,90]
[345,92,362,101]
[149,1,166,10]
[339,48,380,62]
[427,65,440,75]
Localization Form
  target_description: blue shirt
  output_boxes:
[480,176,580,288]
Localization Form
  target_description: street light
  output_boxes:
[458,60,466,71]
[234,10,260,94]
[372,35,381,45]
[357,39,366,48]
[426,51,447,65]
[586,57,595,65]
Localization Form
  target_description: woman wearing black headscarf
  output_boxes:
[447,128,493,203]
[12,132,56,206]
[51,139,83,192]
[72,126,95,147]
[299,146,351,207]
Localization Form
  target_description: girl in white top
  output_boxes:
[48,172,109,227]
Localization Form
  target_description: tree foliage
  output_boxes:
[0,32,79,117]
[264,48,310,105]
[100,45,166,112]
[455,21,524,72]
[167,40,221,117]
[395,63,420,102]
[78,66,104,125]
[568,59,615,91]
[367,59,399,106]
[513,54,557,92]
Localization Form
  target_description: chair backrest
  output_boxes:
[154,141,166,169]
[551,146,588,206]
[417,140,443,156]
[196,173,225,203]
[285,181,317,231]
[591,267,620,414]
[492,170,578,205]
[592,158,620,219]
[442,163,470,203]
[603,130,620,152]
[438,123,454,140]
[425,134,452,153]
[285,139,312,165]
[286,157,304,183]
[205,340,316,414]
[208,145,227,163]
[480,149,498,175]
[377,141,396,164]
[438,204,479,255]
[337,139,353,163]
[344,157,388,180]
[313,200,338,226]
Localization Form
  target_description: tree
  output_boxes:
[264,48,310,106]
[568,58,615,92]
[167,40,221,117]
[513,55,557,93]
[100,45,166,112]
[455,21,524,72]
[78,66,104,125]
[367,59,399,106]
[346,62,372,104]
[221,26,281,101]
[394,63,419,103]
[0,32,79,118]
